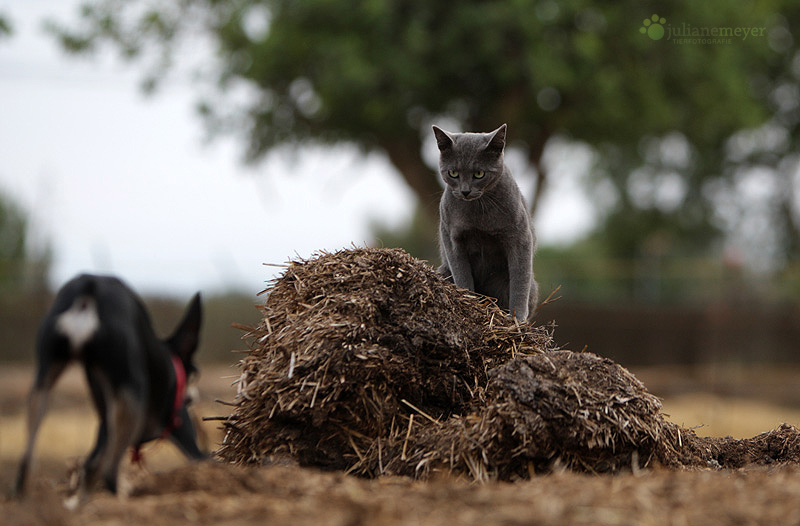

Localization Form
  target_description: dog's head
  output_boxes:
[165,293,202,406]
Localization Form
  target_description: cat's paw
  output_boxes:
[510,307,529,322]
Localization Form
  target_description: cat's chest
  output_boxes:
[453,228,504,253]
[444,199,514,235]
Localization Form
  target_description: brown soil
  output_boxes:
[5,462,800,526]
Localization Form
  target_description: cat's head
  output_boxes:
[433,124,507,201]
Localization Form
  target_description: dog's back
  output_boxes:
[39,275,156,384]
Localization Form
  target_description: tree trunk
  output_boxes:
[527,136,550,218]
[382,139,442,220]
[529,157,547,218]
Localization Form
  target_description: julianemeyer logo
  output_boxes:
[639,13,766,44]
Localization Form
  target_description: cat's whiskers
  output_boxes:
[479,192,501,214]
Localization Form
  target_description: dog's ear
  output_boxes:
[167,293,202,362]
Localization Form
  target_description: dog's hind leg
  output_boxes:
[81,373,110,486]
[14,358,69,497]
[69,371,144,503]
[65,367,113,507]
[95,387,144,495]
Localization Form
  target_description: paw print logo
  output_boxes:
[640,14,666,40]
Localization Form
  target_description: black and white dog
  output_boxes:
[15,274,206,500]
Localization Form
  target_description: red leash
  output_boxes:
[131,355,187,464]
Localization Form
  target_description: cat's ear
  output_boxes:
[485,124,507,154]
[432,126,454,151]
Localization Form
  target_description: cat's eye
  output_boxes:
[473,171,485,179]
[448,170,459,178]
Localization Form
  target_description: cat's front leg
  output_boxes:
[440,223,475,291]
[448,252,475,292]
[444,243,475,292]
[506,237,534,321]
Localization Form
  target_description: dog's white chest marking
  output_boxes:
[56,296,100,353]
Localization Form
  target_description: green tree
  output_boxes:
[47,1,800,264]
[0,11,13,39]
[0,191,50,294]
[0,194,27,279]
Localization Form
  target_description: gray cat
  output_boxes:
[434,123,538,320]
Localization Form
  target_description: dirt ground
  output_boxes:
[7,461,800,526]
[3,363,800,525]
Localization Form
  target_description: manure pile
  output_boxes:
[215,247,800,480]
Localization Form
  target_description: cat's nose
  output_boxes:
[461,190,471,197]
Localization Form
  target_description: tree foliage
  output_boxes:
[47,0,800,267]
[0,194,26,268]
[0,11,13,39]
[0,191,49,293]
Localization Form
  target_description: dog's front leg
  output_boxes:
[169,406,207,460]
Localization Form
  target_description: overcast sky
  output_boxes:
[0,0,594,298]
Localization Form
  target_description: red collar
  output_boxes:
[168,354,187,431]
[131,355,187,464]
